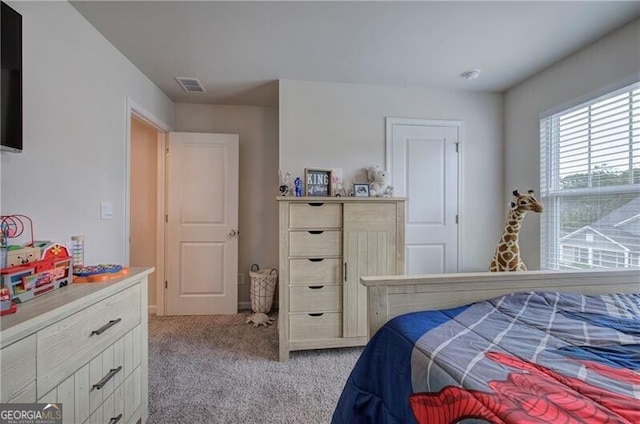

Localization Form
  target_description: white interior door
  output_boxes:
[387,118,460,274]
[166,132,239,315]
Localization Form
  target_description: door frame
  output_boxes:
[125,97,172,316]
[385,117,465,271]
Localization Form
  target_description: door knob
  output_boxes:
[228,229,237,237]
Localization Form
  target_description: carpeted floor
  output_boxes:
[148,312,363,424]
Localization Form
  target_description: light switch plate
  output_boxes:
[100,201,113,220]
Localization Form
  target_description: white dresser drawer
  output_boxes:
[289,258,342,286]
[37,284,141,395]
[0,334,36,402]
[290,285,341,312]
[290,203,342,229]
[290,312,342,341]
[289,231,342,257]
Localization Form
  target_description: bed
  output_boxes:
[331,268,640,424]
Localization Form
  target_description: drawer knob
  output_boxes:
[109,414,123,424]
[92,366,122,390]
[308,203,324,207]
[308,231,324,235]
[308,286,324,290]
[91,318,122,336]
[308,313,324,317]
[308,258,324,262]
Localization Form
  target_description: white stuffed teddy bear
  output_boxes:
[366,166,393,197]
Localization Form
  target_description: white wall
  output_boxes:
[504,19,640,270]
[279,80,504,271]
[174,104,279,306]
[0,2,174,265]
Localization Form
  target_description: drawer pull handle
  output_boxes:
[308,203,324,207]
[344,262,347,282]
[308,313,324,317]
[308,285,324,290]
[91,318,122,336]
[92,366,122,390]
[308,258,324,262]
[108,413,123,424]
[308,231,324,235]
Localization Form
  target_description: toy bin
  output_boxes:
[249,264,278,313]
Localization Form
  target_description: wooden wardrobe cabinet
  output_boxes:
[277,197,405,361]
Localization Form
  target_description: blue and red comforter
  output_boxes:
[332,291,640,424]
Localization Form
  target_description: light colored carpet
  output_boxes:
[148,313,362,424]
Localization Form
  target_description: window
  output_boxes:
[540,81,640,270]
[575,247,589,264]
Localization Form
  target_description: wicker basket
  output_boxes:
[249,264,278,313]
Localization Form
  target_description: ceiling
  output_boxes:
[70,1,640,107]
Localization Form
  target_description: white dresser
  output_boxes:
[278,197,405,361]
[0,267,153,424]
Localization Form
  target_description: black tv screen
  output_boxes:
[1,1,22,153]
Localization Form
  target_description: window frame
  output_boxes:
[540,81,640,270]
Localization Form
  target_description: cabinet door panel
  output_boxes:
[344,203,399,338]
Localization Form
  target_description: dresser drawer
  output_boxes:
[290,203,342,229]
[290,285,341,312]
[290,231,342,257]
[37,285,141,395]
[290,312,342,341]
[0,334,36,402]
[290,258,342,286]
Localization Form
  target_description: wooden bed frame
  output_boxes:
[362,268,640,337]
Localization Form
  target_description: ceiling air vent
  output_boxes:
[175,77,206,93]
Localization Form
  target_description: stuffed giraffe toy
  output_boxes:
[489,189,544,272]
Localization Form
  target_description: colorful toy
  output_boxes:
[70,235,85,271]
[0,285,17,315]
[73,264,129,283]
[0,215,73,303]
[0,243,72,303]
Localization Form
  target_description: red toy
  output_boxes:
[0,285,17,315]
[1,215,72,304]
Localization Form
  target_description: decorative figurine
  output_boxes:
[294,177,303,197]
[278,170,292,196]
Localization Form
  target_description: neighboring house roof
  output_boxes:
[561,226,629,252]
[561,196,640,252]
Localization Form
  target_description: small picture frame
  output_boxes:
[305,168,333,197]
[353,183,370,197]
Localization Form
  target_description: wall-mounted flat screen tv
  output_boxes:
[1,1,23,153]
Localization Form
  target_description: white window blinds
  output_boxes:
[540,81,640,270]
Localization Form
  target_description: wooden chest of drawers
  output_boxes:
[0,267,153,424]
[278,198,405,361]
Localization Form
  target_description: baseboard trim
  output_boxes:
[149,302,277,315]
